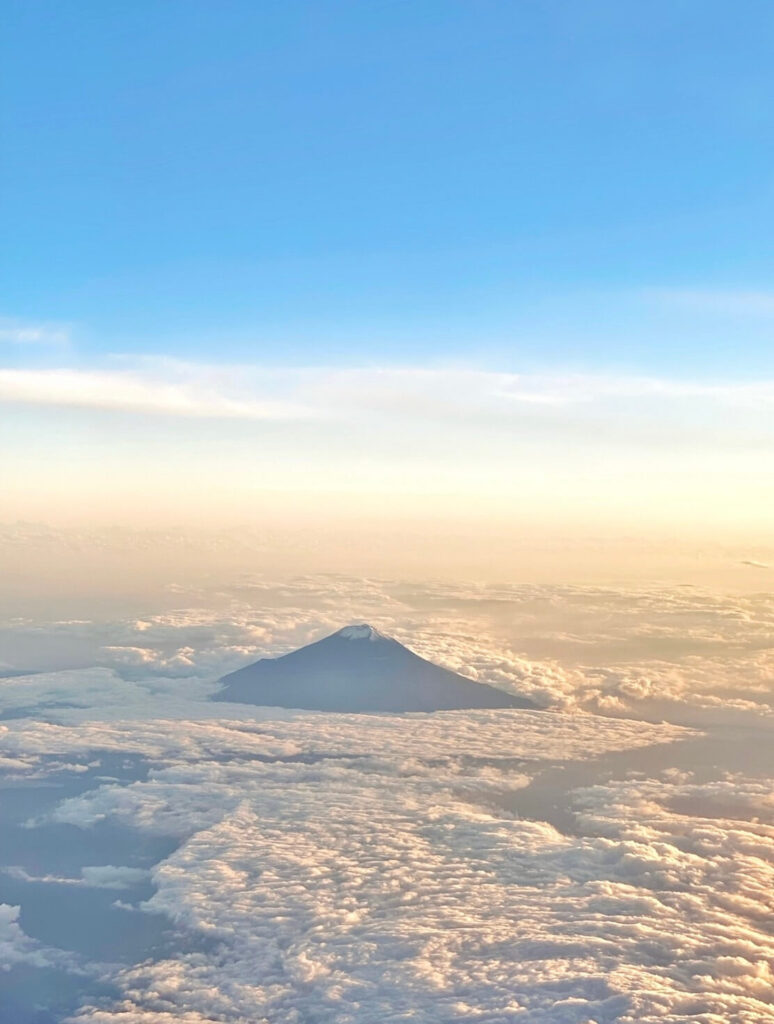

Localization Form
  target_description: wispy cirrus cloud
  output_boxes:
[647,287,774,318]
[2,359,774,422]
[0,366,311,420]
[0,319,70,345]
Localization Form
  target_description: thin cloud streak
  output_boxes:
[0,320,70,345]
[0,367,311,420]
[647,287,774,318]
[3,360,774,422]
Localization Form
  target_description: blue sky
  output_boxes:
[3,2,774,548]
[4,0,774,372]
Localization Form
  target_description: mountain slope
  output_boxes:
[214,624,536,712]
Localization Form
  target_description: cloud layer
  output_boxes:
[2,706,770,1023]
[1,576,773,1022]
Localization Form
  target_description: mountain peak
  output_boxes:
[335,623,386,641]
[215,624,537,713]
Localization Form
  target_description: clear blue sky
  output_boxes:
[3,0,774,373]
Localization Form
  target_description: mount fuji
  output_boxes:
[214,624,536,712]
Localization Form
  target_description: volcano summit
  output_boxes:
[214,624,535,712]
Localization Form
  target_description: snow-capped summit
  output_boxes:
[336,623,385,641]
[214,624,536,713]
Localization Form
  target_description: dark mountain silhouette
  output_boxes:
[214,623,536,712]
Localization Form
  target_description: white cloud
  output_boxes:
[0,666,218,718]
[3,577,774,1019]
[3,865,150,889]
[649,287,774,318]
[17,711,762,1024]
[3,358,774,423]
[1,576,772,1023]
[0,903,69,970]
[0,366,310,420]
[0,320,69,345]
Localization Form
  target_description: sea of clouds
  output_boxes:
[1,575,773,1022]
[3,572,774,724]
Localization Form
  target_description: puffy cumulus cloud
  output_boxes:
[1,708,686,784]
[354,582,774,724]
[48,714,771,1024]
[575,654,774,725]
[396,626,586,710]
[0,903,71,970]
[0,752,41,774]
[2,709,685,848]
[81,865,150,888]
